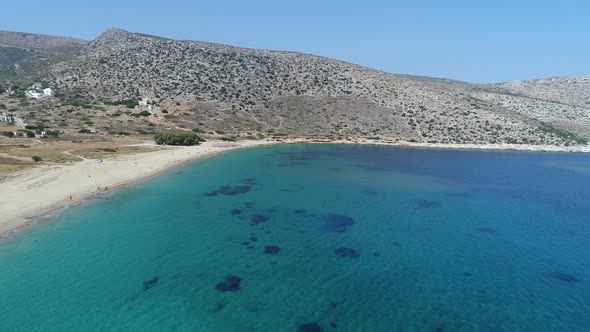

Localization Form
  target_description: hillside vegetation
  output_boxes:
[1,28,589,147]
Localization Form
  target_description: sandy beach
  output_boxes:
[281,137,590,153]
[0,139,273,237]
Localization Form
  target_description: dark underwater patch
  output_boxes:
[280,188,291,192]
[250,214,270,225]
[298,322,323,332]
[142,276,159,291]
[231,208,243,215]
[290,161,309,166]
[549,272,580,283]
[415,199,441,209]
[446,192,473,198]
[241,178,257,184]
[324,214,355,233]
[249,236,257,241]
[293,209,307,215]
[264,245,281,254]
[215,275,242,292]
[334,247,359,258]
[329,321,338,328]
[475,227,497,234]
[204,185,252,197]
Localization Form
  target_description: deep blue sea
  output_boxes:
[1,144,590,331]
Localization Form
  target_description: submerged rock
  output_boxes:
[549,272,580,283]
[446,192,473,198]
[264,245,281,254]
[250,214,270,225]
[475,227,497,234]
[298,323,323,332]
[231,208,243,215]
[324,214,355,233]
[204,185,252,197]
[415,199,441,209]
[142,276,159,291]
[334,247,359,258]
[215,275,242,292]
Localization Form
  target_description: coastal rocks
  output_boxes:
[324,214,355,233]
[142,276,159,291]
[415,199,441,209]
[264,245,281,254]
[334,247,359,258]
[204,185,252,197]
[215,275,242,292]
[549,272,580,283]
[298,322,323,332]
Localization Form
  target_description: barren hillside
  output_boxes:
[0,30,87,80]
[1,28,589,147]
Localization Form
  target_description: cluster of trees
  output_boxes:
[154,132,203,146]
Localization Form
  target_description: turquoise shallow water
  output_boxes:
[1,144,590,331]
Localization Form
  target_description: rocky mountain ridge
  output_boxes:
[1,28,589,147]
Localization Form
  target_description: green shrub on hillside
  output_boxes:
[154,132,202,146]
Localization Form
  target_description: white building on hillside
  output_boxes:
[26,87,55,99]
[27,90,44,99]
[0,112,14,122]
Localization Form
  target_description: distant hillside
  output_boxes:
[1,28,589,147]
[0,30,87,81]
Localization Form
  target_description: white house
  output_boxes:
[27,90,44,99]
[0,112,14,122]
[43,88,54,96]
[34,131,47,139]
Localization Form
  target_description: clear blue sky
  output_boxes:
[1,0,589,83]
